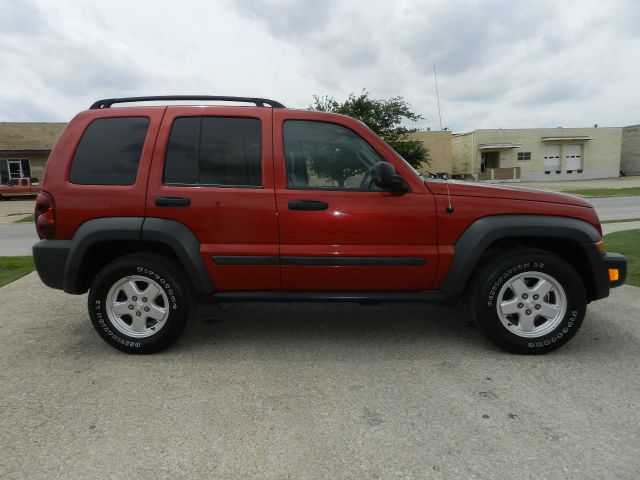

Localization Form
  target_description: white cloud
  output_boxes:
[0,0,638,131]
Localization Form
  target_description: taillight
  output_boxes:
[35,192,56,239]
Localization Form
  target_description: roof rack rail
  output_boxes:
[89,96,286,110]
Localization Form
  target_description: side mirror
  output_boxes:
[373,161,407,193]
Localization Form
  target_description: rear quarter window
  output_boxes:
[69,117,149,185]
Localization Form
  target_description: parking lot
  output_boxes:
[1,272,639,479]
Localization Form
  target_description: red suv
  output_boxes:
[33,96,626,354]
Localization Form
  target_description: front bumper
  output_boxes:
[581,244,628,301]
[603,252,627,289]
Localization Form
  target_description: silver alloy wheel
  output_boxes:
[496,271,567,338]
[106,275,169,338]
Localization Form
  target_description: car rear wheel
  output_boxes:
[88,253,194,354]
[469,248,587,354]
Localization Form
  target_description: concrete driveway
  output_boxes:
[1,273,639,479]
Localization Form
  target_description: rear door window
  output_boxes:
[163,117,262,187]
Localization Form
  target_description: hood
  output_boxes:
[425,180,592,208]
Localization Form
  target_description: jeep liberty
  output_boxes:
[32,96,627,354]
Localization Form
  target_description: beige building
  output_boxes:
[621,124,640,175]
[451,127,622,182]
[0,122,66,185]
[408,130,452,174]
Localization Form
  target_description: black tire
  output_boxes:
[88,253,194,354]
[468,248,587,354]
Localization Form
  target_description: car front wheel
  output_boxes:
[469,248,587,354]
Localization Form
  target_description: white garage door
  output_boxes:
[565,144,583,171]
[544,145,561,171]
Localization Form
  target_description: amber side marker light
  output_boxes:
[596,240,606,253]
[609,269,620,282]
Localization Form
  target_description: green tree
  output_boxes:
[310,90,430,169]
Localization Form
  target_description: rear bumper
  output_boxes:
[32,240,71,290]
[603,252,627,289]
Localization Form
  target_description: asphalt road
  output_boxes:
[1,273,639,479]
[586,195,640,220]
[0,224,38,256]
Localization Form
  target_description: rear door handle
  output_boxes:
[288,200,329,211]
[155,196,191,207]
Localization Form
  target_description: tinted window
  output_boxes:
[69,117,149,185]
[164,117,261,187]
[283,120,384,190]
[163,117,199,184]
[20,159,31,178]
[0,160,8,184]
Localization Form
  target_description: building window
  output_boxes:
[0,158,31,184]
[517,152,531,161]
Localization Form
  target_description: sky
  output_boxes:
[1,0,639,132]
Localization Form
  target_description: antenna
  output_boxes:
[433,65,444,131]
[445,180,454,214]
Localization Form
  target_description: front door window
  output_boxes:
[284,120,384,191]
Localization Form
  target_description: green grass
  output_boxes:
[601,217,640,224]
[0,256,35,288]
[604,229,640,287]
[14,214,34,223]
[561,187,640,197]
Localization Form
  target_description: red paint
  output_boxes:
[43,104,606,293]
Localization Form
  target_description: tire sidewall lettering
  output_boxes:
[527,308,578,348]
[95,311,142,348]
[487,262,533,307]
[132,266,179,310]
[486,261,552,310]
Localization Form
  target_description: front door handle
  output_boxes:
[288,200,329,211]
[155,196,191,207]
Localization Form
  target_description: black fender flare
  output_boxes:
[438,214,605,297]
[62,217,214,294]
[141,217,214,294]
[64,217,143,293]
